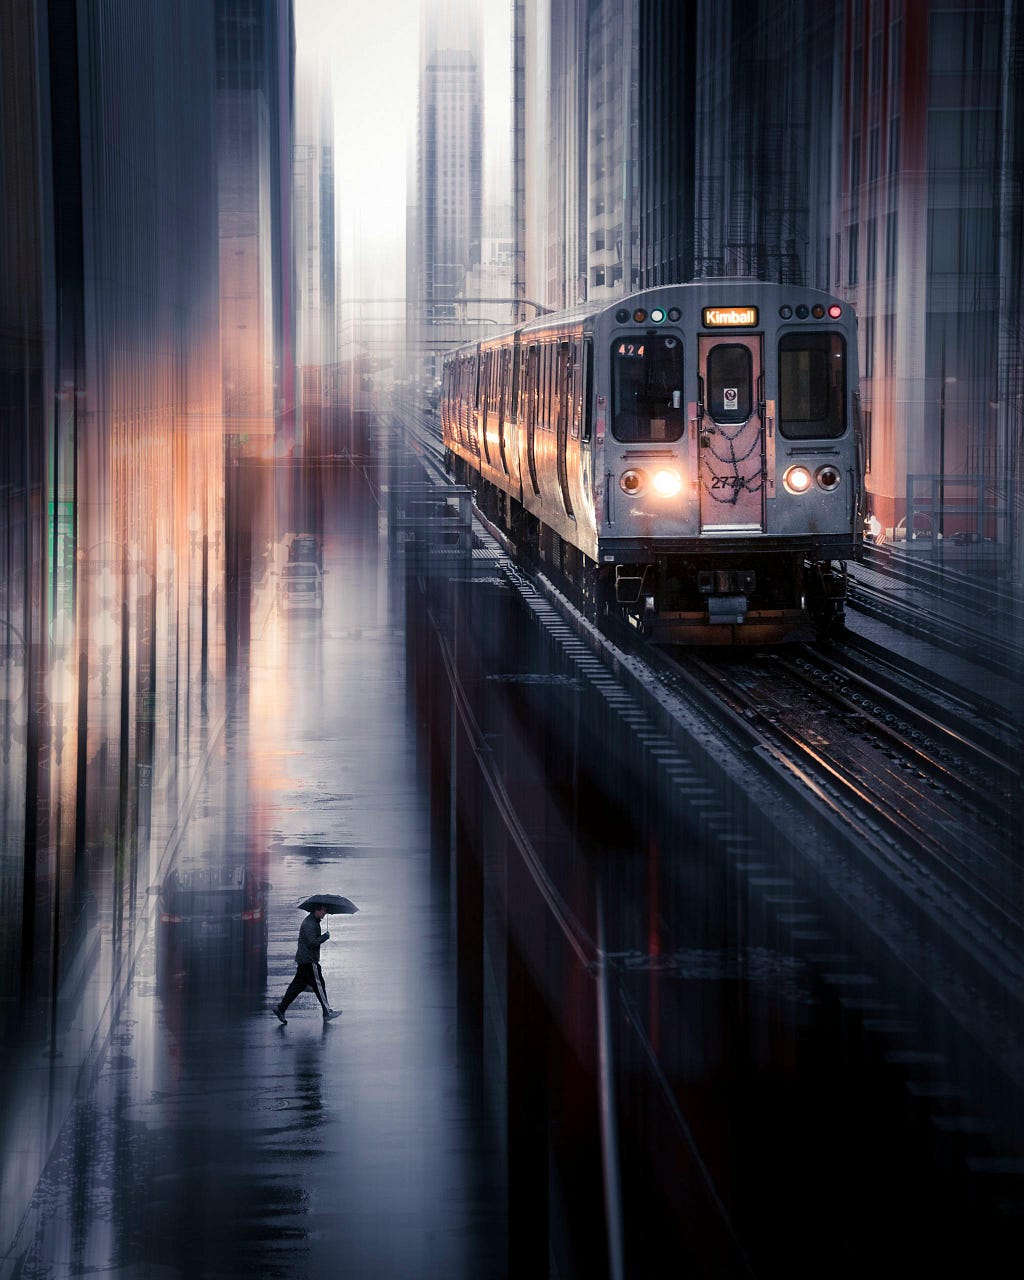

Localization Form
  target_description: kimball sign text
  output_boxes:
[702,306,758,327]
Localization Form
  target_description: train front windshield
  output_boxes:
[611,336,685,442]
[778,332,847,439]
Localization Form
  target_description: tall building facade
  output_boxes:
[0,0,224,1020]
[293,57,338,454]
[514,0,638,312]
[215,0,296,456]
[836,0,1018,542]
[409,0,484,380]
[515,0,1024,569]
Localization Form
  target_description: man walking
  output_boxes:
[273,903,341,1023]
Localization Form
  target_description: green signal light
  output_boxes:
[650,307,666,323]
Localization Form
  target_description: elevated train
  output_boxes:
[441,280,863,643]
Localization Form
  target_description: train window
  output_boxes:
[526,346,541,494]
[611,336,684,442]
[778,332,847,439]
[582,339,593,442]
[545,344,555,429]
[706,344,752,423]
[558,342,571,438]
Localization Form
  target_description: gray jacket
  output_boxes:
[295,913,330,965]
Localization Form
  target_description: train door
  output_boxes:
[480,351,493,467]
[497,348,509,477]
[506,341,522,495]
[697,334,765,531]
[525,345,540,496]
[556,341,574,519]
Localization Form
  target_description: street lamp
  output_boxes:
[93,608,118,695]
[42,653,75,1061]
[45,657,75,766]
[0,624,27,762]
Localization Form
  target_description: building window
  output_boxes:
[888,116,900,175]
[870,31,883,94]
[929,11,1001,74]
[928,109,999,171]
[927,208,998,275]
[863,314,875,378]
[885,210,898,276]
[866,216,877,280]
[884,314,896,374]
[889,18,902,88]
[848,224,859,285]
[868,126,880,182]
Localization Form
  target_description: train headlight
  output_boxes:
[620,469,646,495]
[783,465,813,494]
[651,468,683,498]
[816,465,842,492]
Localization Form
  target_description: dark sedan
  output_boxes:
[155,865,270,997]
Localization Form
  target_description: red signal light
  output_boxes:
[828,304,842,318]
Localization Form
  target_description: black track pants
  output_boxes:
[278,962,331,1014]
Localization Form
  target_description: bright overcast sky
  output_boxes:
[295,0,511,304]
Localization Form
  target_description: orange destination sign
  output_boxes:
[702,306,759,327]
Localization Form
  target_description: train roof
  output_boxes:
[443,278,852,360]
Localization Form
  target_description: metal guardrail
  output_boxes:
[903,473,1008,547]
[385,482,475,564]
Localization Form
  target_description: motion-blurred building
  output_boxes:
[293,56,339,455]
[408,0,484,383]
[0,0,224,1014]
[0,0,299,1029]
[216,0,297,457]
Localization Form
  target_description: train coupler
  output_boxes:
[706,595,749,625]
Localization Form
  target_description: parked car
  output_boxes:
[288,533,322,568]
[155,864,269,995]
[278,560,324,613]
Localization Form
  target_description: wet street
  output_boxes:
[2,446,1021,1279]
[5,463,504,1278]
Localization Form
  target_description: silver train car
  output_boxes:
[441,280,863,643]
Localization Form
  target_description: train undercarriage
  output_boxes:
[450,459,850,646]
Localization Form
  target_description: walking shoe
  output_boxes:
[272,1005,287,1025]
[323,1009,342,1022]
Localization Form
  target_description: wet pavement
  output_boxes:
[3,451,1022,1278]
[6,464,504,1279]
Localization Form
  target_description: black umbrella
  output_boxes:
[297,893,359,914]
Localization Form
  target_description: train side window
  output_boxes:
[611,335,684,442]
[778,332,847,439]
[557,342,570,438]
[544,344,554,429]
[526,345,540,494]
[582,339,593,442]
[706,344,752,423]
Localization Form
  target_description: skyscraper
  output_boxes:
[293,56,337,454]
[410,0,483,381]
[215,0,296,455]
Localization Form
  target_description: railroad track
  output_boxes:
[848,557,1024,681]
[860,543,1024,623]
[390,398,1024,1205]
[647,643,1024,990]
[392,397,1024,973]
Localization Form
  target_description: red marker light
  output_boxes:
[828,304,842,318]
